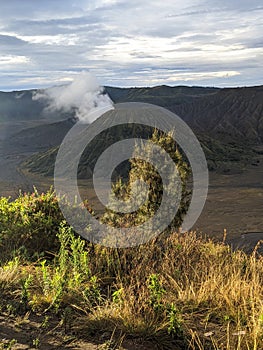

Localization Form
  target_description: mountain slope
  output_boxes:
[8,117,76,152]
[23,103,257,178]
[106,85,263,143]
[1,85,263,144]
[1,84,262,178]
[0,90,74,121]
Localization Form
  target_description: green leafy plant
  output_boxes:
[112,287,124,305]
[167,303,182,336]
[32,338,40,349]
[0,187,64,260]
[148,273,166,313]
[20,274,32,306]
[30,223,100,312]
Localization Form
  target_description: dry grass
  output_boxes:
[87,232,263,349]
[1,229,262,349]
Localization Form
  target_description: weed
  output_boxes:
[0,339,17,350]
[148,273,166,313]
[32,337,40,349]
[20,274,32,306]
[167,303,182,336]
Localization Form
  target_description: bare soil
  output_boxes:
[0,313,154,350]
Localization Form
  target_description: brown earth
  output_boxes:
[0,314,154,350]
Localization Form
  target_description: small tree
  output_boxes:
[102,129,191,239]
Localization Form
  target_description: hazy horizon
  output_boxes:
[1,82,263,93]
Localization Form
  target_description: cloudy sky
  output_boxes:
[0,0,262,90]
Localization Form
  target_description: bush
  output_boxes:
[102,129,191,234]
[0,187,64,260]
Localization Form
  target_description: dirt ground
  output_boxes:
[193,149,263,241]
[0,313,155,350]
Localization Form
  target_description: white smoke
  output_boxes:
[33,72,114,123]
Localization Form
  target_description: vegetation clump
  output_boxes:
[101,129,190,246]
[0,131,262,349]
[0,190,263,349]
[0,188,63,260]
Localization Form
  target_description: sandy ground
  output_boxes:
[192,149,263,251]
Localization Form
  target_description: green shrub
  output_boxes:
[0,187,64,260]
[30,223,100,312]
[102,129,191,235]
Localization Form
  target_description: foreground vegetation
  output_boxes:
[0,189,262,349]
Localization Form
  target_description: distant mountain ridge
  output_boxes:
[1,85,263,145]
[1,84,263,177]
[105,85,263,144]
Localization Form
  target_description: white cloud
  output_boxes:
[17,34,79,46]
[0,55,31,66]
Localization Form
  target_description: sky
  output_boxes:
[0,0,262,90]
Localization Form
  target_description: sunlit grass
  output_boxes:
[0,190,263,349]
